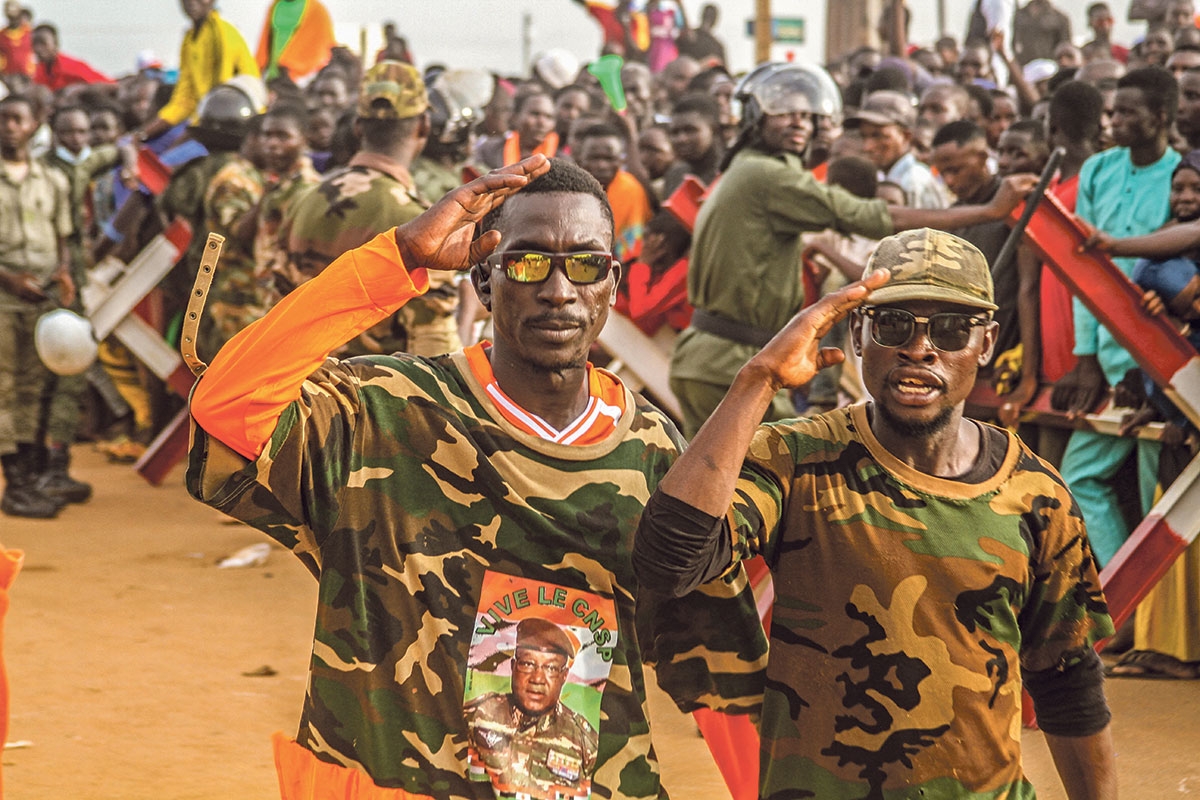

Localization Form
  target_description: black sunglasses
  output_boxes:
[486,250,615,285]
[861,306,990,352]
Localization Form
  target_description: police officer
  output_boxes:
[668,63,1039,438]
[464,618,598,796]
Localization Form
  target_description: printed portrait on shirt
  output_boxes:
[463,571,617,800]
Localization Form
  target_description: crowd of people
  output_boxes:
[2,0,1200,797]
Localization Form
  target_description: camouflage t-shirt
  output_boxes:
[187,306,766,797]
[727,403,1114,800]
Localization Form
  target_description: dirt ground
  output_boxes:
[2,447,1199,799]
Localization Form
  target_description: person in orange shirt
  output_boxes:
[256,0,335,81]
[0,0,32,78]
[476,92,558,169]
[574,122,654,264]
[614,210,692,336]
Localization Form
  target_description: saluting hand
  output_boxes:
[393,155,552,273]
[745,269,891,392]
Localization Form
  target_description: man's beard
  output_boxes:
[877,401,954,438]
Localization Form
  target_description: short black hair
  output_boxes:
[826,155,878,199]
[865,66,912,95]
[645,210,691,263]
[1087,1,1111,16]
[0,94,35,117]
[671,91,721,129]
[1005,118,1046,143]
[964,83,994,118]
[931,119,986,148]
[482,157,614,240]
[1048,80,1103,144]
[553,83,591,104]
[358,114,422,150]
[513,89,550,115]
[577,121,625,144]
[50,104,87,130]
[1118,66,1179,127]
[31,23,56,40]
[263,102,307,130]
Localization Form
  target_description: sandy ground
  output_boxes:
[2,447,1199,799]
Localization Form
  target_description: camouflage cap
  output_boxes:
[863,228,998,311]
[358,60,429,120]
[514,618,578,659]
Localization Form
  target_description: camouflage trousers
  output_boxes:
[0,301,55,455]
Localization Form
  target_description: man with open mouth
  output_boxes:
[636,228,1118,800]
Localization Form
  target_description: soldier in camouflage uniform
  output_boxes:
[464,619,598,799]
[38,104,125,505]
[187,157,767,799]
[0,95,74,519]
[157,81,258,318]
[277,60,461,357]
[250,104,319,307]
[199,116,263,362]
[636,229,1118,800]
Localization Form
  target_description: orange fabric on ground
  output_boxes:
[273,733,436,800]
[502,131,559,166]
[0,547,24,799]
[462,342,626,445]
[256,0,335,80]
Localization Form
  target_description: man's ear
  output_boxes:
[471,263,494,312]
[608,261,623,306]
[978,318,999,366]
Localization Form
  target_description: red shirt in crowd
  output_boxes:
[615,257,692,336]
[0,23,33,77]
[34,53,113,91]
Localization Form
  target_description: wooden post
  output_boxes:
[755,0,771,64]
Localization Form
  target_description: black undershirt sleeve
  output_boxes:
[633,490,735,597]
[1022,648,1111,737]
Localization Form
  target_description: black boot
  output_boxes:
[1,452,60,519]
[36,444,92,504]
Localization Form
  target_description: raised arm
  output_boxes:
[656,270,889,513]
[889,173,1037,232]
[190,156,551,459]
[1085,218,1200,260]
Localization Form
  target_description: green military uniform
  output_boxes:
[723,403,1114,799]
[464,694,598,796]
[0,159,73,456]
[44,144,120,276]
[411,154,462,203]
[253,154,318,306]
[199,154,263,361]
[276,60,462,358]
[42,145,120,447]
[186,231,769,798]
[159,150,238,312]
[668,148,893,437]
[279,166,461,356]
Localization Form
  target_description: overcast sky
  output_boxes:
[27,0,1148,80]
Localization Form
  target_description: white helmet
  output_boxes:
[35,309,98,376]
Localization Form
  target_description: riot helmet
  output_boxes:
[736,62,843,134]
[35,309,97,376]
